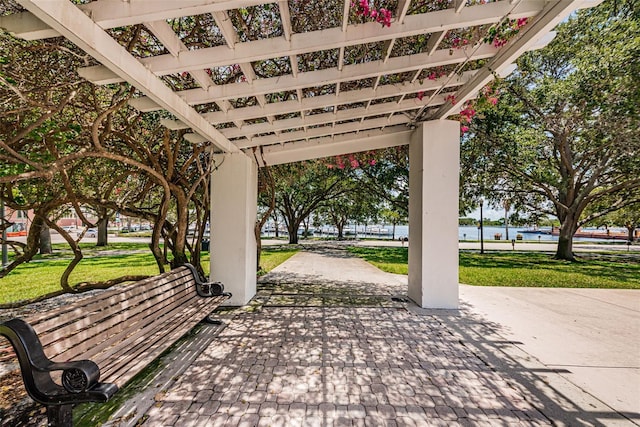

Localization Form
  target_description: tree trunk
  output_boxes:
[627,226,635,242]
[97,215,108,247]
[504,205,509,241]
[392,222,396,240]
[39,222,52,254]
[288,223,299,244]
[554,221,577,261]
[170,190,190,268]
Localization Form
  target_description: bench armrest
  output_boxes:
[198,281,228,297]
[0,318,118,405]
[183,263,231,298]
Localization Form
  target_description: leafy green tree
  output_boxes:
[380,208,406,240]
[321,193,356,240]
[461,0,640,260]
[272,161,351,244]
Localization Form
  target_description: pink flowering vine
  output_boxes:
[325,151,379,170]
[485,17,528,48]
[458,104,476,123]
[353,0,392,27]
[457,82,501,135]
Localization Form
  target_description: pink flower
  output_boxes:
[350,159,359,168]
[461,125,469,133]
[493,38,507,48]
[417,90,425,101]
[376,8,392,27]
[488,97,498,105]
[369,159,376,166]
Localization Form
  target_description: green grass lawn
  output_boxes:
[0,244,298,305]
[348,246,640,289]
[258,246,298,275]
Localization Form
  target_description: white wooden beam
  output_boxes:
[127,45,494,109]
[212,11,238,48]
[236,114,411,148]
[197,72,473,124]
[258,125,412,166]
[16,0,237,153]
[0,11,58,40]
[76,1,546,79]
[426,31,447,56]
[222,94,445,139]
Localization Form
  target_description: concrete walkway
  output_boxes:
[121,244,639,427]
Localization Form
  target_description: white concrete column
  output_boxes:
[210,152,257,306]
[408,120,460,309]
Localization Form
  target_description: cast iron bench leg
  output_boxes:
[47,404,73,427]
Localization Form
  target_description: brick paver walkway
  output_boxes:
[123,245,634,427]
[142,306,551,427]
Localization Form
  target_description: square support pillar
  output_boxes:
[210,152,257,306]
[408,120,460,309]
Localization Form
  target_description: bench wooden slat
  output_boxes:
[26,268,193,326]
[45,284,192,361]
[100,296,226,387]
[31,268,193,336]
[40,275,195,359]
[71,288,201,364]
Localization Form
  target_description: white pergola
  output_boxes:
[2,0,600,308]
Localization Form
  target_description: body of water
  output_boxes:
[282,224,619,242]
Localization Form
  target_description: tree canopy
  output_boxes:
[460,0,640,260]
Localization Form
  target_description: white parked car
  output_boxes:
[85,228,98,238]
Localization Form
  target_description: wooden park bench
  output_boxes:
[0,263,230,426]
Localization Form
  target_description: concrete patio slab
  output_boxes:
[459,286,640,418]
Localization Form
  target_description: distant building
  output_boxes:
[3,208,31,237]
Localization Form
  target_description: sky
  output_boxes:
[466,202,504,221]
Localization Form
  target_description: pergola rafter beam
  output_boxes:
[74,1,546,80]
[258,125,412,166]
[14,0,237,153]
[128,45,496,111]
[234,114,412,149]
[154,72,474,125]
[220,94,446,139]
